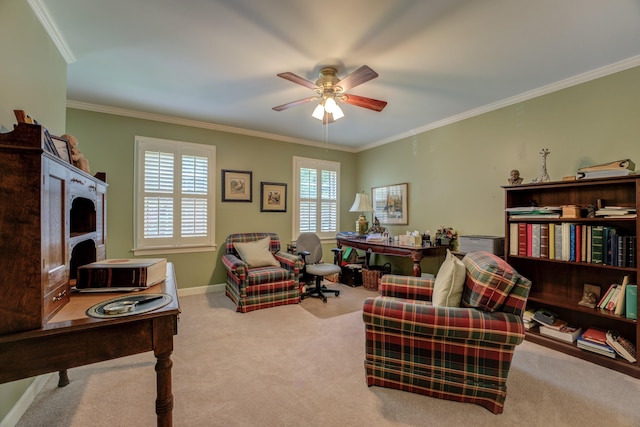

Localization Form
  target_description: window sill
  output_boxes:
[133,245,217,256]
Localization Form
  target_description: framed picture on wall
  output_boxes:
[260,182,287,212]
[222,169,252,202]
[372,183,408,225]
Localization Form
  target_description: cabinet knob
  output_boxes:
[52,289,67,302]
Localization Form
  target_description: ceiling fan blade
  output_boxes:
[277,72,320,90]
[272,96,319,111]
[341,94,388,112]
[335,65,378,92]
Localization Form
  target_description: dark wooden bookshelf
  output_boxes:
[504,175,639,378]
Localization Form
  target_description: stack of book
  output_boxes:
[595,206,637,219]
[505,206,561,220]
[576,159,635,180]
[523,308,539,331]
[531,308,582,343]
[606,330,637,363]
[577,327,616,358]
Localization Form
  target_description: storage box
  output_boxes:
[457,235,505,256]
[398,235,422,247]
[341,264,363,287]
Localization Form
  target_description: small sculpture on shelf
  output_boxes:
[508,169,523,185]
[531,148,550,183]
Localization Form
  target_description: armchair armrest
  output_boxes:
[379,274,434,301]
[221,253,247,278]
[274,251,304,275]
[363,296,525,346]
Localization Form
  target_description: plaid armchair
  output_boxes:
[223,233,303,313]
[362,251,531,414]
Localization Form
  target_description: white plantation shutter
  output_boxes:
[293,157,340,240]
[135,136,215,254]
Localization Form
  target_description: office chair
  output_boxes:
[296,232,342,303]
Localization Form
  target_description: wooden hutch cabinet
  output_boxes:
[0,123,107,334]
[504,176,639,378]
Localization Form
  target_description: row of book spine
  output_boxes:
[509,222,636,267]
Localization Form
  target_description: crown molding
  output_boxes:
[28,0,76,63]
[361,55,640,152]
[66,100,356,153]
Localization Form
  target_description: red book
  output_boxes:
[518,223,527,256]
[526,223,533,257]
[581,327,607,345]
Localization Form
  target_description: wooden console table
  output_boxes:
[336,236,447,276]
[0,263,180,427]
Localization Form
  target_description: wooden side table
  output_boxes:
[0,263,180,427]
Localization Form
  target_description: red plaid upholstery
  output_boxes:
[462,251,520,312]
[223,233,303,313]
[363,252,531,414]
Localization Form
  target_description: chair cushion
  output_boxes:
[306,263,341,277]
[432,249,466,307]
[461,251,517,312]
[234,236,280,268]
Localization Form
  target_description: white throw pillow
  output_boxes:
[432,249,466,307]
[234,237,280,268]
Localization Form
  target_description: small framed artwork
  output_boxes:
[260,182,287,212]
[372,183,408,225]
[51,135,73,164]
[222,169,252,202]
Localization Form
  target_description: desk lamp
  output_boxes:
[349,192,373,235]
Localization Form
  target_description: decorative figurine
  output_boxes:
[508,170,523,185]
[531,148,551,183]
[586,205,597,218]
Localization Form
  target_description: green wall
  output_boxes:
[0,0,68,422]
[359,66,640,240]
[65,109,358,288]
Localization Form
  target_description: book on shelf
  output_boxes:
[597,284,618,309]
[548,223,555,260]
[577,336,617,358]
[531,223,541,258]
[554,224,563,261]
[540,223,549,258]
[539,324,582,343]
[509,223,518,256]
[518,223,527,256]
[580,327,608,345]
[614,275,631,316]
[626,285,637,320]
[576,169,635,180]
[576,159,635,173]
[606,330,637,363]
[590,225,604,264]
[76,258,167,289]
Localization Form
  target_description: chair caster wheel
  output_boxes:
[336,291,340,296]
[322,298,327,303]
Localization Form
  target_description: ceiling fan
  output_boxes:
[272,65,387,124]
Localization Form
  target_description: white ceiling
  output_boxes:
[37,0,640,151]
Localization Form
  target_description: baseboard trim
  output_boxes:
[0,374,53,427]
[177,283,225,297]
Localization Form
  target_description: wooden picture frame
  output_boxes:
[260,182,287,212]
[51,135,73,164]
[372,183,408,225]
[222,169,252,202]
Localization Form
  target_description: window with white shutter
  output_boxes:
[293,157,340,240]
[134,136,215,255]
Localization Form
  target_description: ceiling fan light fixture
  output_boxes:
[324,96,337,113]
[312,103,325,120]
[332,104,344,120]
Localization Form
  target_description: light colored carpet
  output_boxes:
[16,286,640,427]
[300,282,377,318]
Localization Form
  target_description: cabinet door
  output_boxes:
[42,158,69,294]
[95,181,107,260]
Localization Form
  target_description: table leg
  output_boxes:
[153,317,176,427]
[410,251,423,277]
[58,370,69,387]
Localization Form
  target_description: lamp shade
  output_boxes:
[349,192,373,213]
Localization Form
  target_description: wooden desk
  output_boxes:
[0,263,180,427]
[336,236,447,276]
